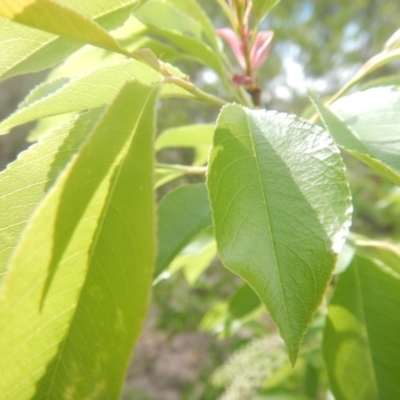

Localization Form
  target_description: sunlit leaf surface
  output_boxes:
[0,109,102,280]
[0,0,129,57]
[0,0,139,81]
[0,81,158,398]
[0,59,192,135]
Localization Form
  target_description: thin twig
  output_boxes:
[163,76,227,107]
[156,163,207,174]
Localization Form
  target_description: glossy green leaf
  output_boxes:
[156,183,213,277]
[134,0,225,75]
[0,0,138,81]
[324,248,400,400]
[156,124,214,165]
[252,0,281,22]
[0,109,102,280]
[0,0,130,57]
[207,105,352,363]
[0,80,159,398]
[0,59,192,135]
[310,88,400,185]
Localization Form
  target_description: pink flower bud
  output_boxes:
[216,28,246,70]
[250,31,274,70]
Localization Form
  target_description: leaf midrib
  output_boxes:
[244,112,293,353]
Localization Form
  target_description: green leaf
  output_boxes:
[228,283,261,321]
[200,302,229,335]
[156,123,214,150]
[182,238,216,284]
[166,0,220,50]
[0,59,193,135]
[200,283,264,338]
[207,105,352,364]
[252,0,281,22]
[334,236,356,274]
[0,0,138,81]
[210,283,263,338]
[134,0,225,75]
[156,183,213,277]
[0,109,102,281]
[27,112,76,142]
[0,80,159,398]
[0,0,130,56]
[21,15,152,92]
[168,228,216,284]
[330,48,400,100]
[355,238,400,275]
[360,75,400,91]
[332,87,400,172]
[155,167,183,188]
[310,88,400,185]
[324,248,400,400]
[156,123,214,165]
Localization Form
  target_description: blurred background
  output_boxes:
[1,0,400,398]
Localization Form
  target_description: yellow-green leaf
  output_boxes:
[0,1,138,81]
[0,59,192,135]
[0,109,102,280]
[0,80,159,398]
[252,0,281,22]
[134,0,225,75]
[0,0,130,57]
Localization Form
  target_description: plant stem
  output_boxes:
[156,163,207,174]
[163,76,227,107]
[247,86,262,107]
